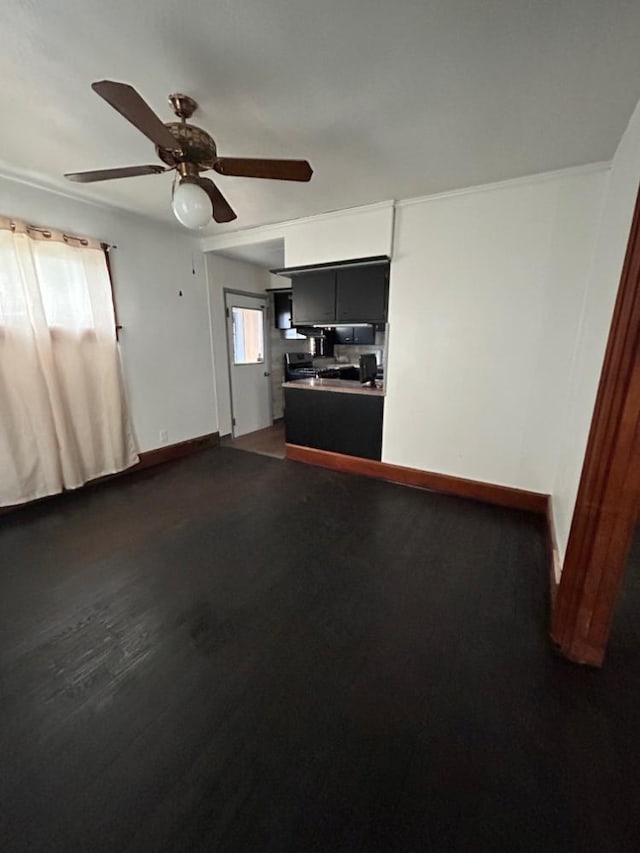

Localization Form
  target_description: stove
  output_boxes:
[284,352,365,382]
[284,352,316,381]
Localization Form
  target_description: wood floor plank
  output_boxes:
[0,448,639,852]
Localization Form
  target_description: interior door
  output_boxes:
[225,291,272,437]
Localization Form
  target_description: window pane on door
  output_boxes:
[232,306,264,364]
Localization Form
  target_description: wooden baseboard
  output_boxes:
[285,444,549,514]
[135,432,219,470]
[0,432,220,517]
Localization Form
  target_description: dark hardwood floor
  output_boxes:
[1,447,639,852]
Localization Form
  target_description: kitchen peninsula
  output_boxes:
[274,255,389,462]
[284,378,384,460]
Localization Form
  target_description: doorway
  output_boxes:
[225,290,272,438]
[221,422,286,460]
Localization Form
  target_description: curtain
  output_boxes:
[0,218,138,507]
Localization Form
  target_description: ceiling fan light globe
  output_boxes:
[171,181,212,229]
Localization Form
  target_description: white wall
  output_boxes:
[201,201,394,268]
[0,174,216,452]
[383,167,607,491]
[284,202,393,267]
[552,101,640,560]
[206,254,270,436]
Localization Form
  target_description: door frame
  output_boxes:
[223,288,273,438]
[551,181,640,667]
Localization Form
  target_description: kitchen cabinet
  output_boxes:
[355,325,376,344]
[284,384,384,460]
[273,290,293,329]
[291,270,335,326]
[334,325,375,345]
[290,261,389,326]
[336,264,387,323]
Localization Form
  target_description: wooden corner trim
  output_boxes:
[546,497,560,611]
[551,179,640,669]
[285,444,549,514]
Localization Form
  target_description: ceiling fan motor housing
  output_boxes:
[157,122,218,170]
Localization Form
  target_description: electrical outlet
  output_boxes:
[159,429,168,444]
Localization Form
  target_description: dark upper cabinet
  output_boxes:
[273,291,293,329]
[290,261,389,325]
[354,325,375,344]
[335,325,375,345]
[334,325,354,344]
[335,264,388,323]
[291,270,336,326]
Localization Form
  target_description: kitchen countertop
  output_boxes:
[284,378,385,397]
[312,361,360,369]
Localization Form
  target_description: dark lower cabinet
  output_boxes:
[284,388,383,460]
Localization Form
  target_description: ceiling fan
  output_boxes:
[65,81,313,229]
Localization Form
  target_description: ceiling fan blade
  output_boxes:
[92,80,179,151]
[213,158,313,182]
[195,177,237,223]
[65,165,166,183]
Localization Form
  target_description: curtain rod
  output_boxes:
[1,215,116,250]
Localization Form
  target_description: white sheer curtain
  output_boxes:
[0,218,138,507]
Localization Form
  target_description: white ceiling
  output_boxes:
[2,0,640,235]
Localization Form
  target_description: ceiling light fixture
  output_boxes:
[64,81,313,228]
[171,179,212,229]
